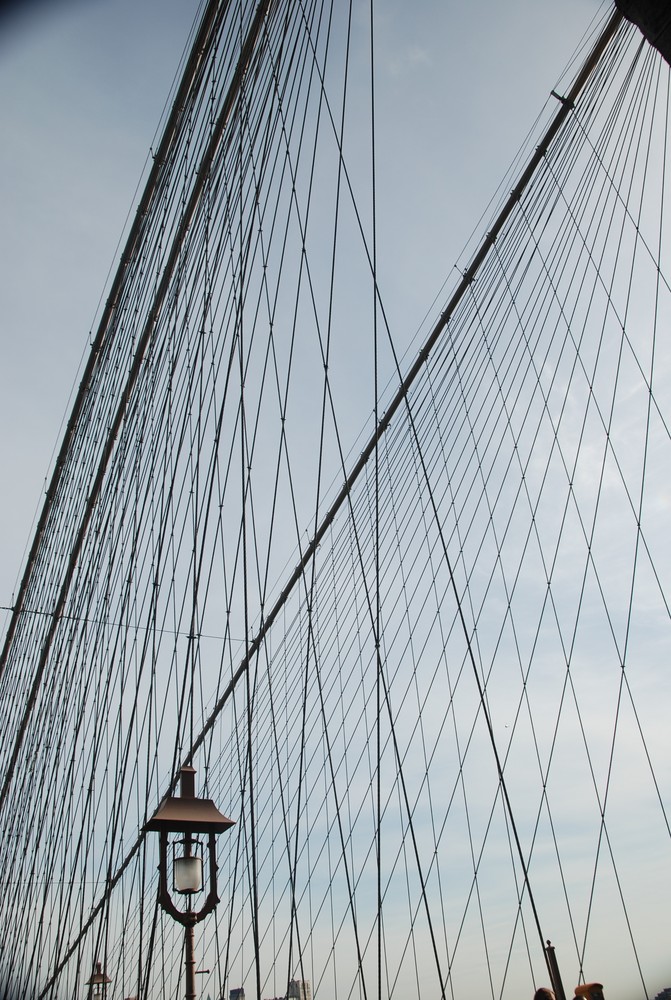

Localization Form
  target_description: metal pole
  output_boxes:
[545,940,568,1000]
[185,923,197,1000]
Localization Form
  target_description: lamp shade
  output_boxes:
[145,767,235,834]
[85,961,111,994]
[174,853,204,893]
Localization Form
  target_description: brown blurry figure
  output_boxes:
[574,984,604,1000]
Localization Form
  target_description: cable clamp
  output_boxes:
[551,89,575,109]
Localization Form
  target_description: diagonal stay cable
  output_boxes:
[0,0,277,815]
[0,0,225,681]
[182,5,625,769]
[34,9,625,993]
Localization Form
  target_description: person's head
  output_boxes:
[574,983,604,1000]
[534,990,555,1000]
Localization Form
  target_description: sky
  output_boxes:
[0,0,609,613]
[4,2,664,999]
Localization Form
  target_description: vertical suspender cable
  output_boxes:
[368,4,383,1000]
[0,0,276,813]
[183,8,626,768]
[0,0,227,682]
[28,11,627,994]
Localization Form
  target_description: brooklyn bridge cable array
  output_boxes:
[0,3,670,1000]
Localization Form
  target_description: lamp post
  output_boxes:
[145,766,234,1000]
[85,961,111,997]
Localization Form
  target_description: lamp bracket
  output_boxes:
[157,831,220,926]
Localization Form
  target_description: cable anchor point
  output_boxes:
[551,89,575,109]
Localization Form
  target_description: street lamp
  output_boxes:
[85,961,111,997]
[145,766,234,1000]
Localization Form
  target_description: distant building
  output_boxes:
[287,982,311,1000]
[230,987,245,1000]
[263,980,312,1000]
[652,990,671,1000]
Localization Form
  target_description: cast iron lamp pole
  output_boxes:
[145,766,234,1000]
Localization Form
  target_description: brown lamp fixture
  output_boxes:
[85,961,111,997]
[145,765,234,924]
[145,766,234,1000]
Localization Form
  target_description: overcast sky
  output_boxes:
[0,0,611,613]
[4,3,671,999]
